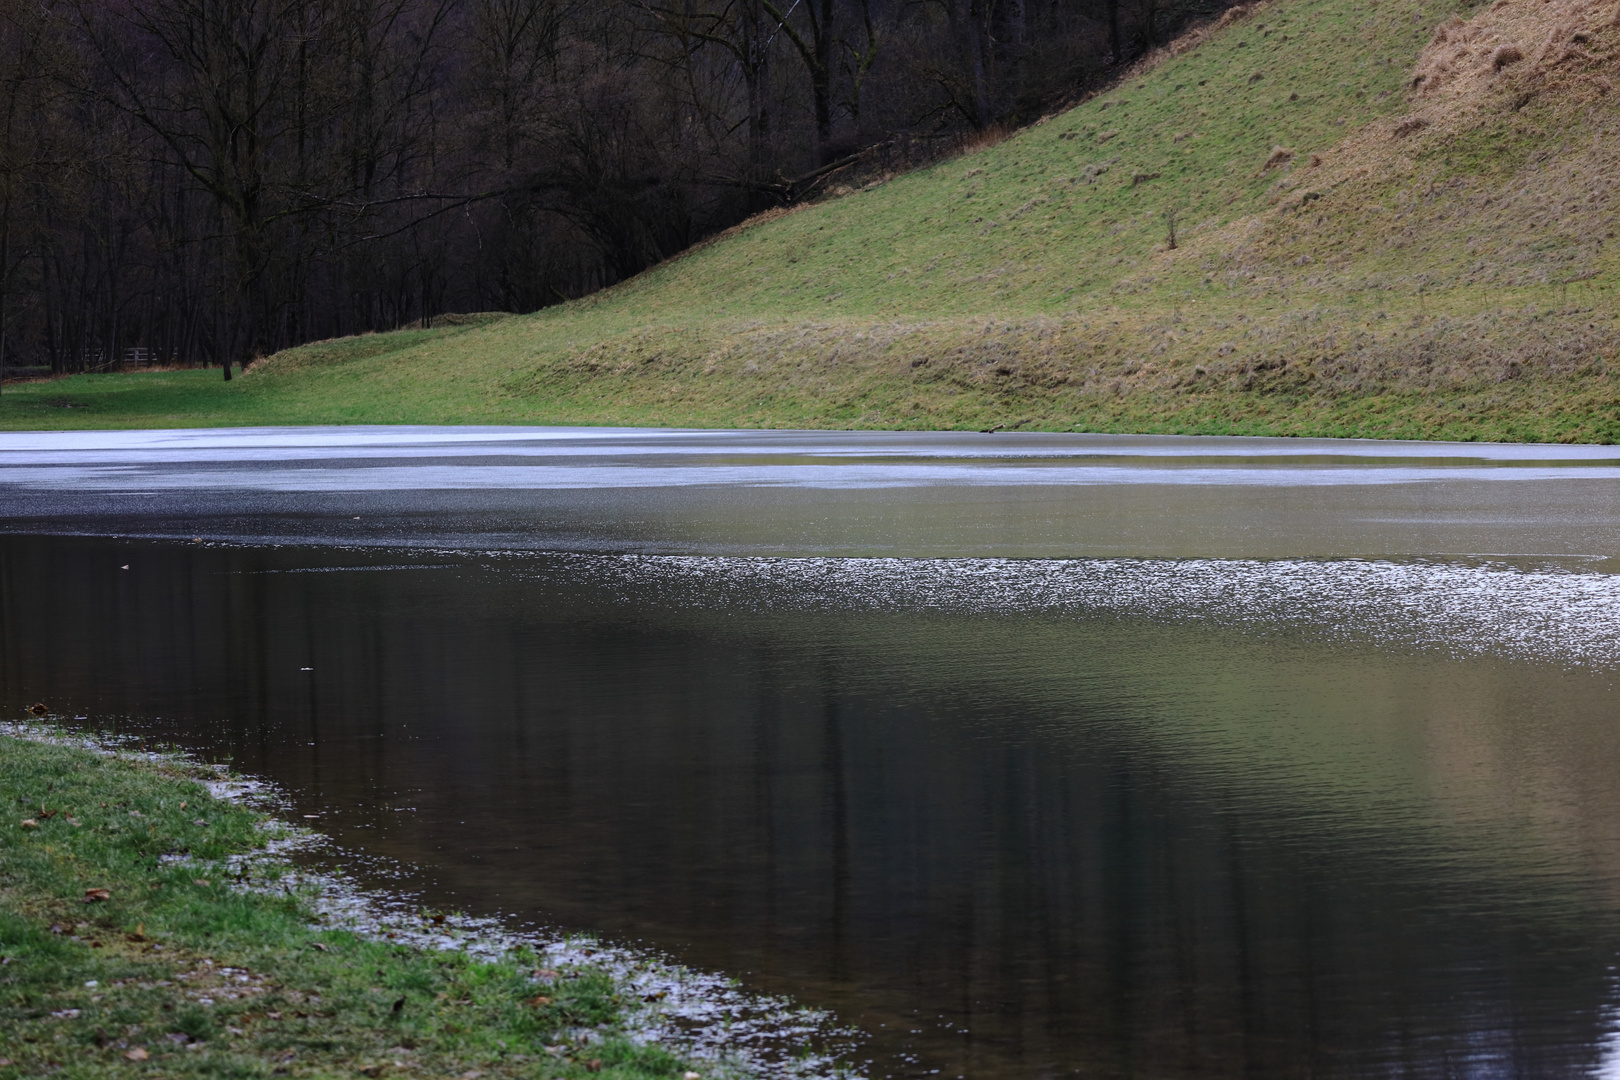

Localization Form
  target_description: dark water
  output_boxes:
[7,538,1620,1078]
[6,429,1620,1078]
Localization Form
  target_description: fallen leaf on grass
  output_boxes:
[524,995,552,1007]
[532,968,558,980]
[19,819,37,829]
[684,1073,703,1080]
[193,818,209,827]
[125,1047,148,1061]
[308,942,329,952]
[128,924,148,943]
[193,879,211,888]
[83,888,112,903]
[584,1059,603,1073]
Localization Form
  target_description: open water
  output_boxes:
[4,426,1620,1078]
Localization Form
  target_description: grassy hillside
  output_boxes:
[5,0,1619,439]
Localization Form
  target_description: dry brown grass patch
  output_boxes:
[1221,0,1620,244]
[960,123,1014,155]
[1261,146,1295,171]
[1412,0,1619,97]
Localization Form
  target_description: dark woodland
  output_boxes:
[0,0,1226,378]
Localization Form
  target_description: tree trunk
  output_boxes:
[965,1,992,127]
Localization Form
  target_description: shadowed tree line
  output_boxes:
[0,0,1225,380]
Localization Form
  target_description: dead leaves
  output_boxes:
[83,888,112,903]
[524,995,552,1007]
[124,1047,149,1061]
[28,702,47,717]
[19,818,37,829]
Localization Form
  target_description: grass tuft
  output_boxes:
[0,733,703,1080]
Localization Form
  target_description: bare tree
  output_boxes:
[0,0,1232,385]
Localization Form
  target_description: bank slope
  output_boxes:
[7,0,1620,440]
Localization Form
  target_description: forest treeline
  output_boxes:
[0,0,1225,378]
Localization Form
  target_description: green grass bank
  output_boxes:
[3,0,1618,440]
[0,731,710,1080]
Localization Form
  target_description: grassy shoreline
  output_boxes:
[2,322,1617,444]
[0,730,722,1080]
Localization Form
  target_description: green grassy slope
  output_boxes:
[5,0,1618,438]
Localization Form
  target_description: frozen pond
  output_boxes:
[2,425,1620,558]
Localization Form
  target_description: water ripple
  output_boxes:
[551,555,1620,670]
